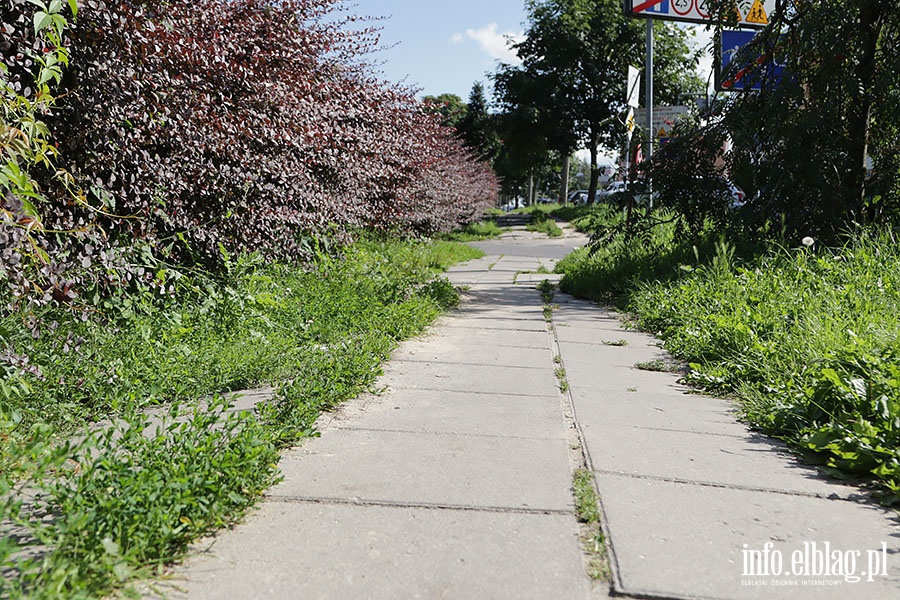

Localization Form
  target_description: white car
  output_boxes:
[501,198,525,211]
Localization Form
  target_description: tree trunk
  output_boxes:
[588,130,600,204]
[845,1,884,227]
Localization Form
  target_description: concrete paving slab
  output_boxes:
[438,315,548,332]
[326,388,568,440]
[554,323,665,347]
[471,239,586,260]
[389,339,552,369]
[457,288,545,309]
[587,423,867,499]
[414,326,552,350]
[449,307,547,321]
[568,386,747,436]
[380,359,559,398]
[516,273,563,285]
[597,474,900,600]
[488,261,545,273]
[270,428,574,512]
[556,341,673,375]
[164,502,593,600]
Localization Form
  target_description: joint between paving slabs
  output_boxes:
[539,280,613,585]
[264,495,572,517]
[592,469,883,504]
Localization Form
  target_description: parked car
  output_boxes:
[567,189,589,205]
[627,178,746,210]
[501,198,525,211]
[598,181,627,202]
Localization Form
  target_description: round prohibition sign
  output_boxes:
[672,0,693,16]
[696,0,710,18]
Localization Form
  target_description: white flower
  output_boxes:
[801,236,815,247]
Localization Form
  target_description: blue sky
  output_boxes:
[360,0,527,100]
[358,1,713,102]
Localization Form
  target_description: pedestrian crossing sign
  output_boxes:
[745,0,768,24]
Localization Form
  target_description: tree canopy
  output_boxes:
[492,0,704,202]
[651,0,900,242]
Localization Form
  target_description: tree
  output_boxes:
[491,65,567,200]
[457,82,501,163]
[493,0,704,203]
[422,93,468,129]
[664,0,900,241]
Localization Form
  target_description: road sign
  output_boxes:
[627,66,641,108]
[634,105,689,135]
[627,0,775,28]
[717,30,785,91]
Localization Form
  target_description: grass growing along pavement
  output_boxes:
[440,219,505,241]
[555,211,900,504]
[573,468,609,581]
[525,211,563,237]
[0,237,483,598]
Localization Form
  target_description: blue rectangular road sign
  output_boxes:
[718,30,785,91]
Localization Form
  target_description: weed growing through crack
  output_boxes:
[554,367,570,392]
[573,468,610,581]
[538,279,557,322]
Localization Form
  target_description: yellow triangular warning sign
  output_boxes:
[746,0,768,24]
[732,2,743,21]
[657,127,667,138]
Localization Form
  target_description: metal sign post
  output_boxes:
[645,18,653,164]
[645,18,653,208]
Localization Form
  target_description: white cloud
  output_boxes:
[453,23,523,65]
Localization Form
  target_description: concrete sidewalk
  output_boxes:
[153,222,900,599]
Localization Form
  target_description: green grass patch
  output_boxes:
[558,226,900,503]
[0,237,482,598]
[554,208,707,304]
[525,211,563,237]
[440,220,505,242]
[634,359,683,373]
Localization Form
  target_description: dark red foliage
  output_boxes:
[2,0,498,306]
